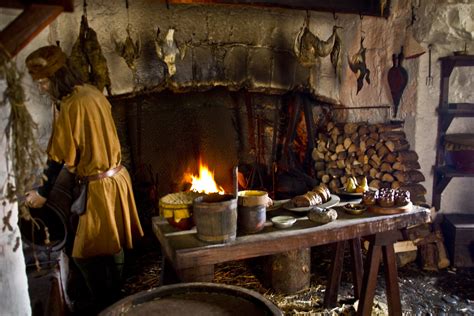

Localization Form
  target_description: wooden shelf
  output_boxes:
[439,54,474,66]
[438,103,474,117]
[434,166,474,178]
[432,55,474,211]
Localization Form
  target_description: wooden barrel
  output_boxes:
[99,282,282,316]
[20,168,75,252]
[193,194,237,243]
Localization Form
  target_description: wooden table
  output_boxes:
[152,205,430,315]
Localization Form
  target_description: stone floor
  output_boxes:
[120,235,474,315]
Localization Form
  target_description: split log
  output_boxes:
[377,144,390,158]
[380,162,392,173]
[344,122,359,134]
[393,170,425,183]
[343,137,352,150]
[358,125,369,136]
[419,243,438,271]
[396,150,419,162]
[315,161,326,171]
[385,152,397,163]
[399,183,427,200]
[377,122,404,132]
[369,179,381,189]
[392,161,421,171]
[381,173,395,183]
[380,131,406,141]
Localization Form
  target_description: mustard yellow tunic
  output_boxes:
[48,84,144,258]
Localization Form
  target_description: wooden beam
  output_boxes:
[166,0,390,18]
[0,5,64,58]
[1,1,74,12]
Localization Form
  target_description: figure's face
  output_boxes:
[35,78,51,95]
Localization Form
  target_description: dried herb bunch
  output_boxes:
[0,49,45,219]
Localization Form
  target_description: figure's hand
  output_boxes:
[25,190,47,208]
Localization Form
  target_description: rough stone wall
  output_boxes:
[1,0,472,215]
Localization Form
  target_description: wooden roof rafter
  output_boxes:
[0,1,74,59]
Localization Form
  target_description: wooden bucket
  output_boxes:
[20,168,75,252]
[99,282,282,316]
[193,194,237,243]
[237,190,270,234]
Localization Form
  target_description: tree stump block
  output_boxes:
[263,248,311,294]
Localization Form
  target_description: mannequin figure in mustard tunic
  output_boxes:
[24,45,144,312]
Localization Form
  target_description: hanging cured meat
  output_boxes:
[69,15,112,95]
[294,24,338,67]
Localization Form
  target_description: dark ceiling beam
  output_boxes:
[0,5,63,58]
[166,0,390,18]
[1,0,74,12]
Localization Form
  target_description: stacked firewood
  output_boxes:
[311,121,427,204]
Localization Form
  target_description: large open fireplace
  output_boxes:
[110,86,428,222]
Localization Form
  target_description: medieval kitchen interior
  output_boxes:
[1,0,473,315]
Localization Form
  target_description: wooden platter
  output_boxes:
[368,201,413,215]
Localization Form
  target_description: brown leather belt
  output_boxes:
[78,165,123,183]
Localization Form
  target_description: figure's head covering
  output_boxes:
[25,45,67,80]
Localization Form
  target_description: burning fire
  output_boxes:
[183,160,225,194]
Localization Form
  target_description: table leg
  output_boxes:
[349,238,363,299]
[358,240,382,316]
[176,265,215,283]
[160,257,179,285]
[323,241,346,308]
[160,257,214,284]
[382,243,401,315]
[357,231,400,316]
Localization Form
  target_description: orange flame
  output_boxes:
[183,160,225,194]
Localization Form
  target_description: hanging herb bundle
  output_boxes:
[0,50,45,206]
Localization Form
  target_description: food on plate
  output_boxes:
[362,190,376,205]
[355,176,369,193]
[292,191,322,207]
[291,183,332,207]
[362,188,411,208]
[312,183,331,202]
[378,188,395,207]
[343,203,367,215]
[395,189,411,206]
[345,176,358,193]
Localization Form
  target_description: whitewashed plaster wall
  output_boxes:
[413,0,473,214]
[0,9,32,316]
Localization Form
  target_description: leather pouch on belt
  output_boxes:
[71,182,88,215]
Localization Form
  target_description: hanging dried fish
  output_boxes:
[69,15,112,95]
[114,26,141,81]
[154,28,180,77]
[330,28,342,83]
[294,24,337,67]
[348,37,371,94]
